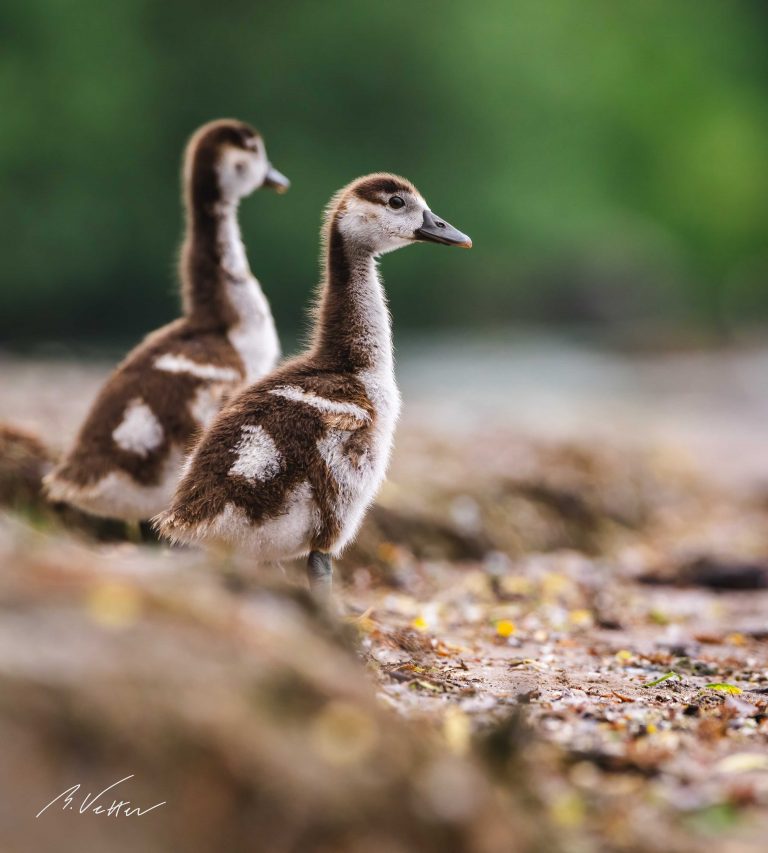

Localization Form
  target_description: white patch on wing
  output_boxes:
[228,424,282,482]
[112,398,164,457]
[268,386,370,423]
[189,383,228,428]
[154,353,240,382]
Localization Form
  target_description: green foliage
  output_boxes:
[1,0,767,344]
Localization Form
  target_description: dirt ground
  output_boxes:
[1,344,767,852]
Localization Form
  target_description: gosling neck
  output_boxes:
[313,220,393,376]
[180,185,250,329]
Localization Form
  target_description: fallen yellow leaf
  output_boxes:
[705,683,742,695]
[496,619,516,638]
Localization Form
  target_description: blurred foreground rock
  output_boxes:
[0,519,550,853]
[4,354,768,852]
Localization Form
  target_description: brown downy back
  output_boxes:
[161,364,374,551]
[53,324,244,491]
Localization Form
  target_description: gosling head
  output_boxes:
[184,118,290,208]
[330,173,472,255]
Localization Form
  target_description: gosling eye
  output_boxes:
[234,160,247,175]
[388,196,405,210]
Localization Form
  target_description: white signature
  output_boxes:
[36,775,166,818]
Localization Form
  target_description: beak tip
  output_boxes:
[264,166,290,193]
[416,211,472,249]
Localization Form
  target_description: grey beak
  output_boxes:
[415,209,472,248]
[263,164,290,193]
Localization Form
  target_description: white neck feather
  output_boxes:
[347,250,394,377]
[216,201,250,281]
[213,201,280,380]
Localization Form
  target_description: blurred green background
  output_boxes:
[1,0,767,349]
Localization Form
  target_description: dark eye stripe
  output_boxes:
[354,177,413,203]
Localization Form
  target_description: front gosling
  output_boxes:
[156,173,471,599]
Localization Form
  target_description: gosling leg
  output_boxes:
[307,551,333,602]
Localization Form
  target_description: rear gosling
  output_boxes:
[44,119,289,522]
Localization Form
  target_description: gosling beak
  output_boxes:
[263,164,290,194]
[415,209,472,249]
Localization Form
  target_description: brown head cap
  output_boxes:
[183,119,263,209]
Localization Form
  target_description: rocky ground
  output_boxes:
[1,342,767,852]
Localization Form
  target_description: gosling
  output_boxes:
[156,173,471,598]
[45,119,289,522]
